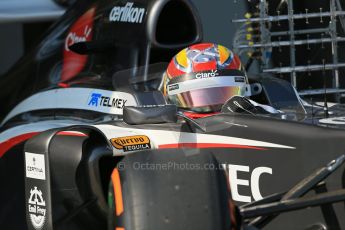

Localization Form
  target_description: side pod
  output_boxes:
[24,128,114,230]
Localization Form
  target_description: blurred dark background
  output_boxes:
[0,0,245,75]
[1,0,345,101]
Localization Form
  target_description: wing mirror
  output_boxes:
[123,104,177,125]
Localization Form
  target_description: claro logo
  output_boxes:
[61,7,95,82]
[65,26,92,52]
[195,70,219,79]
[109,2,145,23]
[223,164,273,203]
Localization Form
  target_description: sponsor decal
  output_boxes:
[168,84,179,91]
[109,2,145,23]
[25,152,46,180]
[195,70,219,79]
[111,135,151,152]
[235,76,245,82]
[28,186,46,229]
[88,92,127,109]
[65,25,92,52]
[223,164,273,203]
[61,7,96,81]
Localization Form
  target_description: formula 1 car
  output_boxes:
[1,0,345,230]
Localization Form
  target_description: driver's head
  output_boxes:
[162,43,249,115]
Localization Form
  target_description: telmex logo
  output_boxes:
[195,70,219,79]
[109,2,146,23]
[111,135,151,152]
[88,92,127,109]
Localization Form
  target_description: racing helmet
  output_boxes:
[162,43,249,114]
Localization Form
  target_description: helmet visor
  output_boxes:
[167,72,248,112]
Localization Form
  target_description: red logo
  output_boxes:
[61,7,96,82]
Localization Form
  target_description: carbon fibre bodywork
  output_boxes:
[1,0,345,230]
[1,113,344,229]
